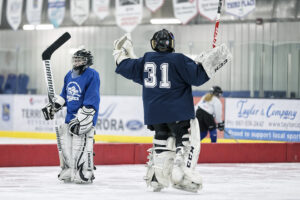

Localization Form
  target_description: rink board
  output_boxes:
[0,143,299,167]
[225,98,300,142]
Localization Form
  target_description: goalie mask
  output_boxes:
[150,29,175,53]
[72,49,93,74]
[210,86,223,97]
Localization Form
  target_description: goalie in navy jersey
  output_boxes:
[42,49,100,184]
[113,29,232,192]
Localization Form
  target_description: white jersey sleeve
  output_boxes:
[197,96,223,123]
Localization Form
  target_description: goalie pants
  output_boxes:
[148,120,190,150]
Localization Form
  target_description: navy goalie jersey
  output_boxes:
[60,67,100,126]
[115,52,209,125]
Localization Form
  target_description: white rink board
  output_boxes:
[0,95,152,136]
[0,163,299,200]
[225,98,300,141]
[13,95,66,132]
[95,96,152,136]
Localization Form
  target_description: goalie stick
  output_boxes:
[212,0,222,48]
[42,32,71,168]
[212,0,229,71]
[212,1,235,142]
[224,129,239,143]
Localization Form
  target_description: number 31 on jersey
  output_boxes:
[144,62,171,88]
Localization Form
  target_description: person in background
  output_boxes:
[195,86,224,143]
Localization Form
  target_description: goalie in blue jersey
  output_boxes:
[42,49,100,183]
[113,29,232,192]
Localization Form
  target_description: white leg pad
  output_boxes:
[171,119,203,193]
[144,137,175,192]
[72,128,95,183]
[57,124,73,182]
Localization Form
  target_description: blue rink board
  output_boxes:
[225,128,300,142]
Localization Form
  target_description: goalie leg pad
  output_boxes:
[171,119,203,193]
[144,137,175,192]
[72,128,95,183]
[57,124,73,182]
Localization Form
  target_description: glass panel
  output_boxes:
[0,34,299,99]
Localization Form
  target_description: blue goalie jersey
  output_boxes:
[60,67,100,125]
[115,52,209,125]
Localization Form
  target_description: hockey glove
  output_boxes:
[69,106,95,136]
[114,34,129,51]
[41,95,65,120]
[113,33,137,65]
[217,121,225,131]
[42,103,55,120]
[194,44,232,78]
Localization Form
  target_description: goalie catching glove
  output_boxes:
[69,106,95,135]
[113,33,137,65]
[195,44,232,78]
[42,95,65,120]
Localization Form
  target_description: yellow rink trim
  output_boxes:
[0,130,283,144]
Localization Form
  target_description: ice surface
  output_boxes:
[0,163,299,200]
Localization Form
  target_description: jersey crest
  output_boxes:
[66,81,82,102]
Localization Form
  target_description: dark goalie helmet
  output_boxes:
[150,29,175,53]
[210,86,223,97]
[72,49,93,73]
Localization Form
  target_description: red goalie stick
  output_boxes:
[211,1,237,142]
[42,32,71,168]
[212,0,222,48]
[210,0,229,72]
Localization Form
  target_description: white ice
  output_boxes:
[0,163,299,200]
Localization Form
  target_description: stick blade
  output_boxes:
[42,32,71,60]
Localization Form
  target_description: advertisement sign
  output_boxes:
[96,96,152,136]
[225,0,255,18]
[48,0,66,28]
[2,95,152,137]
[26,0,43,25]
[225,98,300,141]
[115,0,143,33]
[6,0,23,30]
[172,0,198,24]
[198,0,219,21]
[145,0,164,12]
[93,0,110,20]
[13,95,65,132]
[0,95,14,130]
[70,0,90,25]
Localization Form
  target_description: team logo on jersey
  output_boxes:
[66,81,82,102]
